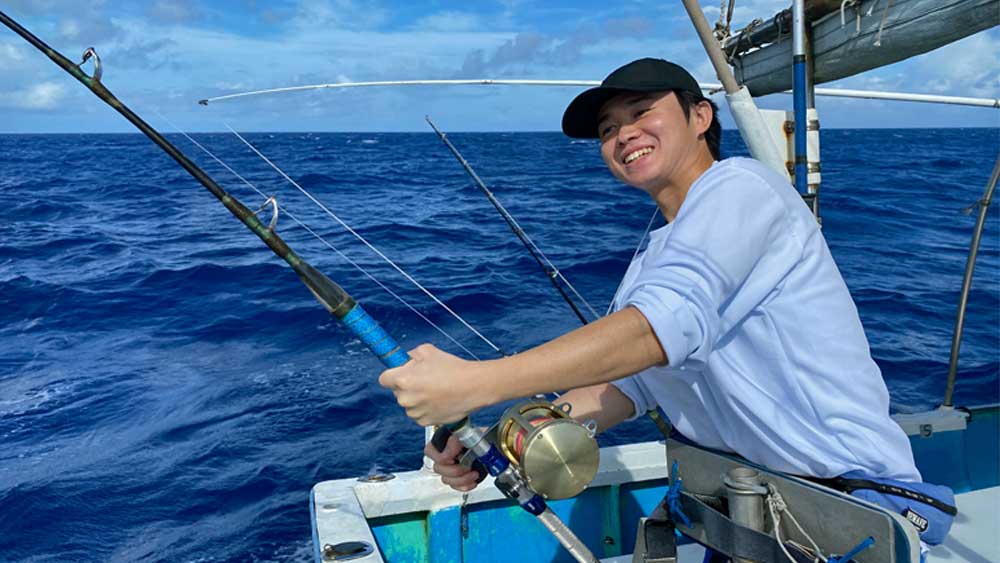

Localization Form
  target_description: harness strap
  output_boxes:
[817,477,958,516]
[674,492,805,562]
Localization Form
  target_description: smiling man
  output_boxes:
[379,58,954,549]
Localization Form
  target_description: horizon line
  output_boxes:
[2,125,998,135]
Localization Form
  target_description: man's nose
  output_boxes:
[617,122,640,145]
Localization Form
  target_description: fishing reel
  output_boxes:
[496,399,600,499]
[452,399,600,499]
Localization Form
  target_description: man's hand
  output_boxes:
[378,343,490,427]
[424,433,483,492]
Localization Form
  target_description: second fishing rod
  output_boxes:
[426,117,674,440]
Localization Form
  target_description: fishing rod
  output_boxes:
[425,116,599,325]
[0,11,599,563]
[426,118,675,440]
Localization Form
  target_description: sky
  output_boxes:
[0,0,997,133]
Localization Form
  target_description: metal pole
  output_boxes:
[679,0,789,179]
[724,468,766,563]
[680,0,739,94]
[804,25,820,220]
[792,0,809,196]
[943,153,1000,407]
[200,79,1000,109]
[804,26,816,110]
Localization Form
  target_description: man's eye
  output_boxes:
[599,124,615,138]
[634,108,650,118]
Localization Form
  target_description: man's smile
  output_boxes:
[623,146,654,165]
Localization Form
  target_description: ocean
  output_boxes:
[1,128,997,562]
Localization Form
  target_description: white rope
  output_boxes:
[605,207,661,316]
[840,0,859,26]
[154,111,483,360]
[766,483,828,563]
[225,125,504,354]
[873,0,893,46]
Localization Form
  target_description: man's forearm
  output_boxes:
[479,306,666,406]
[556,383,636,433]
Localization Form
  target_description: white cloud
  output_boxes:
[58,18,81,39]
[915,32,1000,99]
[411,11,482,32]
[146,0,198,23]
[288,0,389,31]
[0,82,68,109]
[213,81,249,91]
[0,44,26,70]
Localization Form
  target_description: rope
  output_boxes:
[225,125,505,355]
[873,0,893,46]
[154,113,484,360]
[714,0,736,42]
[765,483,828,563]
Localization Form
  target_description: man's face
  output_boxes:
[597,91,705,194]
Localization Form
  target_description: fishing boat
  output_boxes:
[0,2,995,562]
[299,2,1000,562]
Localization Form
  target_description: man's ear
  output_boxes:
[692,100,713,137]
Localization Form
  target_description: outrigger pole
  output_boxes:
[200,79,1000,109]
[0,11,598,563]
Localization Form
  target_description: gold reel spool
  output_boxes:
[496,400,599,499]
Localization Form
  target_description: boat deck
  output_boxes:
[927,486,999,563]
[601,486,1000,562]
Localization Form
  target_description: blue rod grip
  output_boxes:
[341,304,410,368]
[792,57,808,195]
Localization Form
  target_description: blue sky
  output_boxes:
[0,0,997,133]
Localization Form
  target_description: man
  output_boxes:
[379,58,953,548]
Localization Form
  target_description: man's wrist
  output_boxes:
[470,358,506,410]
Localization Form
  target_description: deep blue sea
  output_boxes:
[1,128,997,562]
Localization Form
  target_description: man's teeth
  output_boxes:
[624,147,653,164]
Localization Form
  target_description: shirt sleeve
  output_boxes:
[620,165,796,368]
[610,375,658,422]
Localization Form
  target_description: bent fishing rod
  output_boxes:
[0,11,598,563]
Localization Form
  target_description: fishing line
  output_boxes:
[605,207,661,316]
[224,124,505,356]
[153,111,482,360]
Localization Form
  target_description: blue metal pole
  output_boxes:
[792,0,808,195]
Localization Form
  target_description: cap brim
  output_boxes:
[561,86,632,139]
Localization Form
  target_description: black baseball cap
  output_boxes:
[561,58,702,138]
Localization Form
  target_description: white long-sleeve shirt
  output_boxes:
[611,157,920,481]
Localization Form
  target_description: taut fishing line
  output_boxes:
[224,124,505,356]
[152,111,482,360]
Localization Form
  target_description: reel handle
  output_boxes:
[430,426,488,484]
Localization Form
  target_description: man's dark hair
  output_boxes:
[674,89,722,161]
